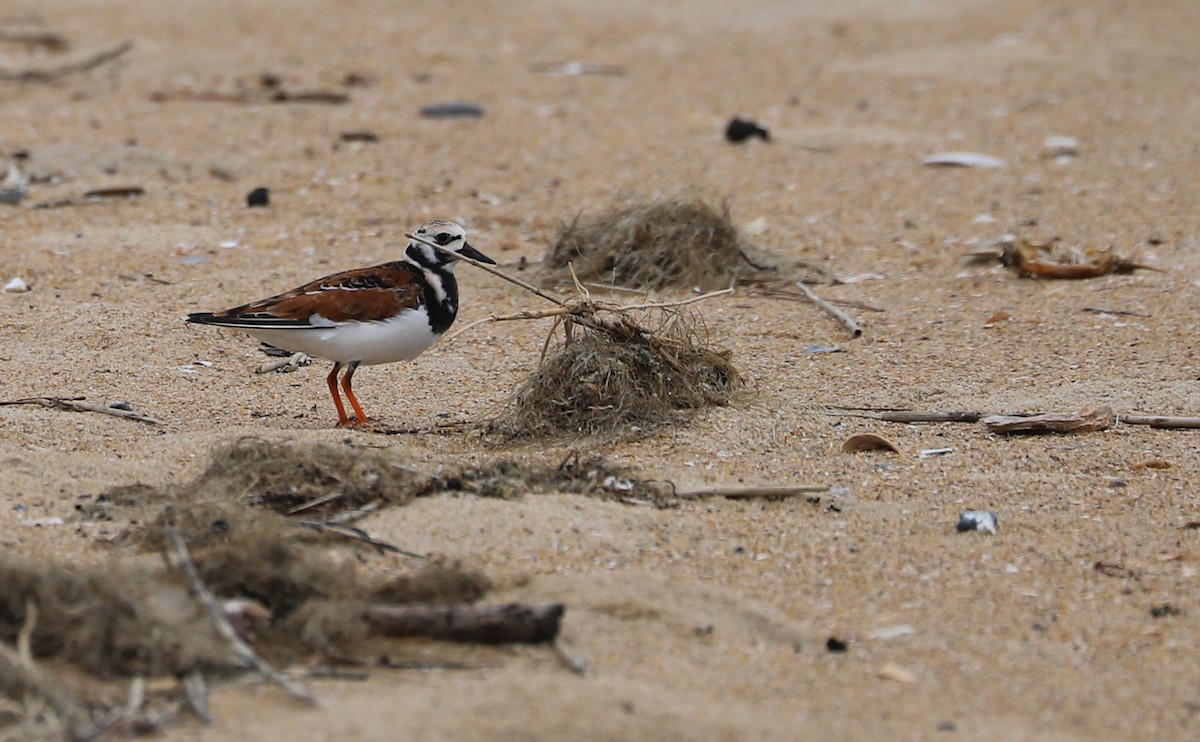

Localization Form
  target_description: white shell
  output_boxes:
[922,151,1007,169]
[1041,135,1079,158]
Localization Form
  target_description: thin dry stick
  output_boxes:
[1119,415,1200,430]
[620,288,734,311]
[322,500,383,526]
[553,639,592,676]
[444,306,577,342]
[762,287,885,313]
[828,408,1200,430]
[674,484,830,499]
[17,599,36,667]
[795,282,862,337]
[0,39,132,82]
[406,231,567,306]
[295,520,425,559]
[166,529,318,706]
[0,396,162,425]
[181,670,212,725]
[444,290,734,342]
[827,410,986,424]
[0,31,70,50]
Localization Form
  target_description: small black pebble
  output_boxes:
[247,187,270,207]
[107,402,133,411]
[210,519,229,534]
[937,721,957,732]
[725,116,770,143]
[420,102,484,119]
[732,546,745,555]
[1150,603,1182,618]
[340,130,380,143]
[825,636,848,653]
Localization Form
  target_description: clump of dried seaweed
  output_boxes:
[181,437,429,516]
[541,196,776,290]
[490,307,740,439]
[0,556,233,679]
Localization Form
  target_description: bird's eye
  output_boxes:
[435,232,455,246]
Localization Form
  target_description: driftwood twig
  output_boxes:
[795,282,862,338]
[1118,415,1200,429]
[829,409,985,424]
[0,40,132,82]
[0,395,161,425]
[830,406,1200,432]
[363,602,564,644]
[674,484,830,499]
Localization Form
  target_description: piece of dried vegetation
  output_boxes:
[491,307,741,439]
[541,196,776,290]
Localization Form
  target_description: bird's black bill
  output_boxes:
[458,241,497,265]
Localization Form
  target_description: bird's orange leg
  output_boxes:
[326,363,352,426]
[341,360,369,425]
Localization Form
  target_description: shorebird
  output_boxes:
[187,220,495,426]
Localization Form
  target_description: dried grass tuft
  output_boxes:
[541,196,774,290]
[0,555,233,678]
[491,307,741,439]
[182,437,428,515]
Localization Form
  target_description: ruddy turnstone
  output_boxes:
[186,220,495,426]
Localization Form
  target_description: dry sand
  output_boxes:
[2,0,1200,739]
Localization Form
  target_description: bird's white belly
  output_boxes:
[244,310,440,366]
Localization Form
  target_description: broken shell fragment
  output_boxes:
[841,433,902,454]
[1041,135,1079,158]
[922,151,1007,169]
[878,663,919,684]
[956,510,998,535]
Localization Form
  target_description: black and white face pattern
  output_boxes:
[409,220,469,269]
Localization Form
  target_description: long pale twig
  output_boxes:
[795,282,862,338]
[827,409,985,424]
[760,286,885,313]
[1118,415,1200,429]
[166,529,318,706]
[0,395,162,425]
[295,520,424,559]
[444,290,733,342]
[445,307,576,342]
[0,40,132,82]
[619,288,734,311]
